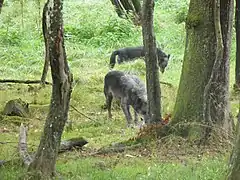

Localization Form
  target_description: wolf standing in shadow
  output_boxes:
[109,46,170,73]
[104,70,149,127]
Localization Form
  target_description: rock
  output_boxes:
[3,98,29,117]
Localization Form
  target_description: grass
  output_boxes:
[0,0,237,179]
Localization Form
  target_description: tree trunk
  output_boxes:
[110,0,125,18]
[40,0,50,85]
[202,0,233,141]
[227,111,240,179]
[172,0,233,139]
[110,0,142,25]
[0,0,4,14]
[234,0,240,90]
[142,0,161,124]
[28,0,73,179]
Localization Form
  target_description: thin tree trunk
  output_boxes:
[218,0,233,133]
[142,0,161,124]
[235,0,240,90]
[40,0,50,85]
[0,0,4,13]
[110,0,125,18]
[202,0,224,140]
[28,0,73,179]
[110,0,142,25]
[203,0,233,141]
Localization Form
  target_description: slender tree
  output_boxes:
[40,0,50,85]
[28,0,73,178]
[110,0,142,25]
[142,0,161,124]
[234,0,240,90]
[172,0,233,139]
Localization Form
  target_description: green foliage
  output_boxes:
[65,17,139,48]
[0,29,22,46]
[175,6,188,24]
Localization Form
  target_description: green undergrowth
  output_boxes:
[0,0,238,179]
[0,155,228,180]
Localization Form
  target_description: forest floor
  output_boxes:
[0,0,239,179]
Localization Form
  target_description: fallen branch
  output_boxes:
[0,141,18,144]
[59,137,88,153]
[94,143,141,155]
[18,124,88,166]
[19,123,33,166]
[0,79,52,85]
[159,81,173,88]
[70,105,100,124]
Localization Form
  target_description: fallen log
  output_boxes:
[19,124,33,166]
[0,79,52,85]
[18,124,88,167]
[94,143,141,155]
[59,137,88,153]
[159,81,174,88]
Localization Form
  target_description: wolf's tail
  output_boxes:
[109,50,119,69]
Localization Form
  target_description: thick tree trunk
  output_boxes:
[234,0,240,90]
[172,0,216,136]
[142,0,161,124]
[172,0,233,139]
[0,0,4,13]
[40,1,50,85]
[28,0,72,179]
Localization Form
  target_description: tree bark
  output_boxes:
[27,0,73,179]
[172,0,233,139]
[40,0,50,85]
[234,0,240,90]
[142,0,161,124]
[0,0,4,14]
[172,0,216,136]
[203,0,233,140]
[110,0,142,25]
[227,111,240,179]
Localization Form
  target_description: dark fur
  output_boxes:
[104,70,149,127]
[109,46,170,73]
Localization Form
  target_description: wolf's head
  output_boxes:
[134,94,149,120]
[157,49,170,73]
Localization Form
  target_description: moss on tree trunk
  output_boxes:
[172,0,233,139]
[172,0,216,136]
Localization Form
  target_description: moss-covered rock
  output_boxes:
[3,98,29,117]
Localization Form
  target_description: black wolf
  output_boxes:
[104,70,149,127]
[109,46,170,73]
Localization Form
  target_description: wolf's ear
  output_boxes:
[167,54,170,59]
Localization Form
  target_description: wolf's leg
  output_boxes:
[120,100,132,126]
[117,56,123,64]
[134,110,138,125]
[106,95,113,119]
